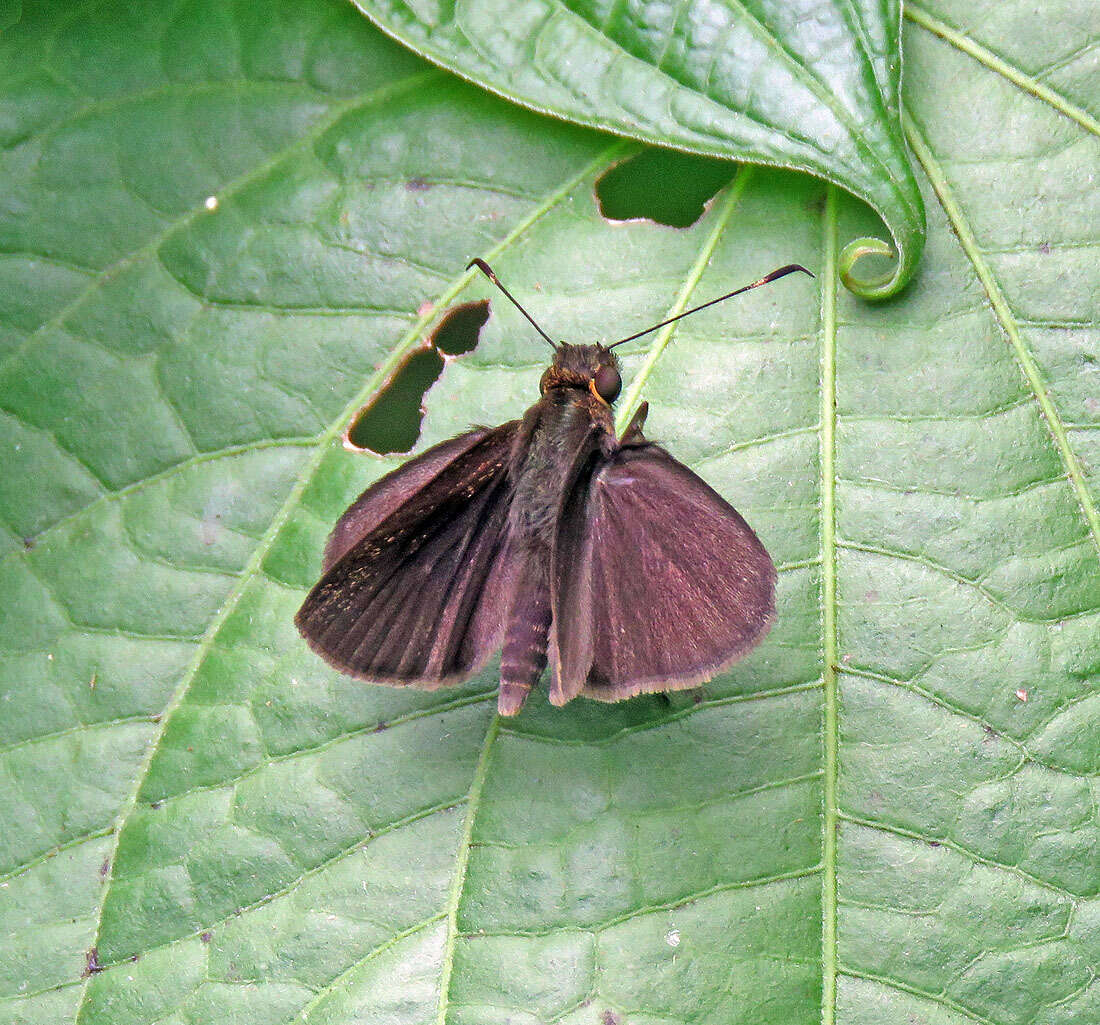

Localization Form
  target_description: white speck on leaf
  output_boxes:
[204,195,218,211]
[666,929,680,947]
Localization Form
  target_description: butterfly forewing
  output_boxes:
[550,444,776,704]
[296,423,521,686]
[323,428,496,571]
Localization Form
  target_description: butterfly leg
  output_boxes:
[498,575,551,716]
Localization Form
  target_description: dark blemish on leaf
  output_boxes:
[150,801,162,810]
[83,948,103,976]
[22,537,35,551]
[201,488,235,546]
[99,859,110,878]
[129,954,139,962]
[430,300,490,356]
[928,840,942,848]
[806,192,828,215]
[373,721,388,733]
[200,931,213,943]
[1039,241,1051,254]
[595,150,736,229]
[601,1011,622,1025]
[151,714,161,723]
[406,177,430,191]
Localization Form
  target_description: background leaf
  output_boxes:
[349,0,926,299]
[0,1,1097,1024]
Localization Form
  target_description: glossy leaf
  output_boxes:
[0,2,1097,1024]
[351,0,926,299]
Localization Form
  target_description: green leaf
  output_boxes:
[349,0,927,299]
[0,1,1097,1024]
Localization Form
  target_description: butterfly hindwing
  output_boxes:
[550,442,776,704]
[296,423,521,686]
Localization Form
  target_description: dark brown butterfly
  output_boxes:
[296,260,812,715]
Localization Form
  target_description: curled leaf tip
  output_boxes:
[839,236,906,301]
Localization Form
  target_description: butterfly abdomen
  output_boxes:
[498,568,552,716]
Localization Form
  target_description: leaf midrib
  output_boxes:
[820,186,841,1025]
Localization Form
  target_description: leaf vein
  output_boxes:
[904,4,1100,137]
[0,70,441,382]
[87,798,467,976]
[840,814,1086,898]
[820,184,841,1025]
[903,113,1100,559]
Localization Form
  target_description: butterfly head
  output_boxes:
[540,343,622,406]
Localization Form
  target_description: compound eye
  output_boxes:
[592,364,622,403]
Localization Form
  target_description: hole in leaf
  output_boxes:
[345,347,444,455]
[430,299,489,355]
[344,300,491,455]
[596,150,736,228]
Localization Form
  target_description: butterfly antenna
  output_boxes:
[467,258,557,350]
[607,264,814,349]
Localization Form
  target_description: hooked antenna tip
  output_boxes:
[465,257,557,350]
[467,257,494,280]
[761,263,815,282]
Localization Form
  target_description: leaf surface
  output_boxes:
[0,2,1097,1024]
[350,0,926,298]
